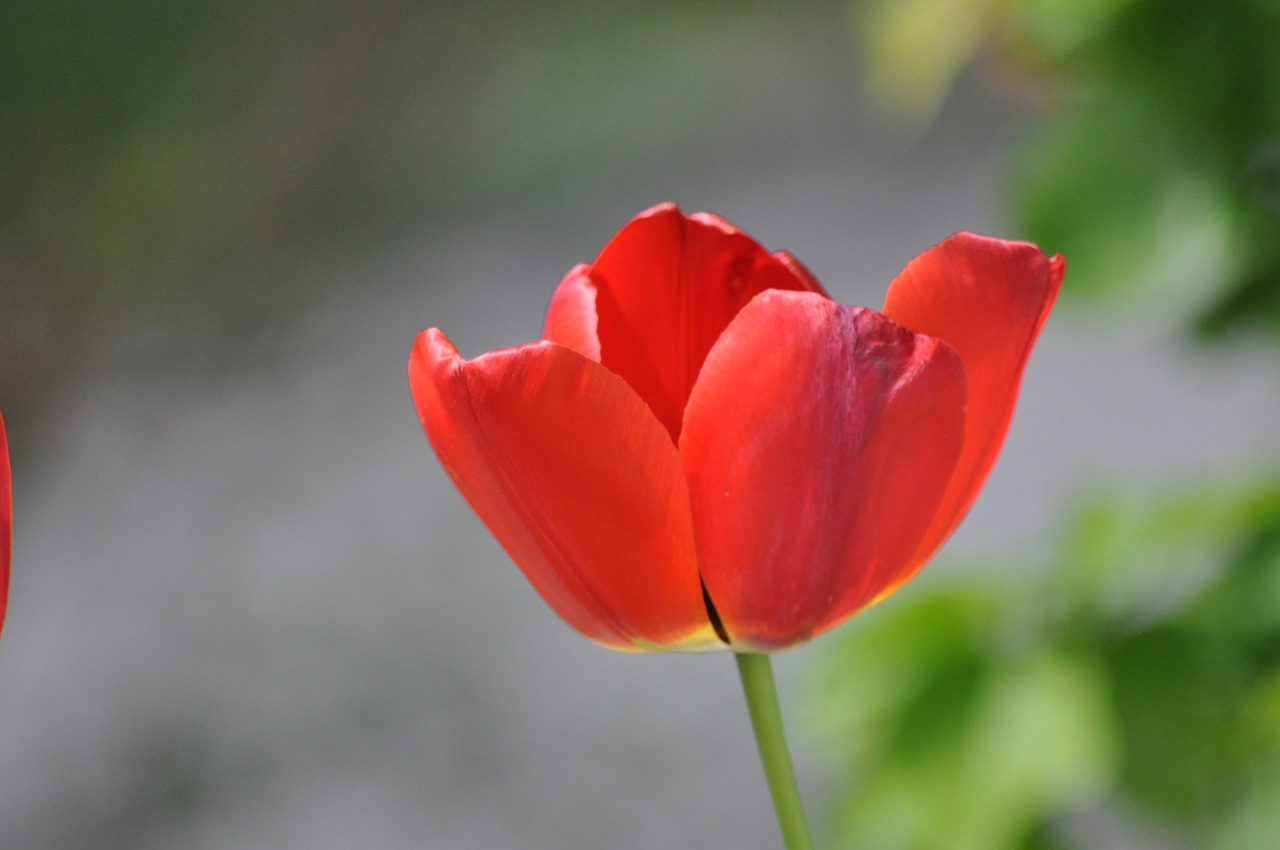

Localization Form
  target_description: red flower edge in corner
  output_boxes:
[409,204,1062,653]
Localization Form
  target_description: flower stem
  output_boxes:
[735,652,816,850]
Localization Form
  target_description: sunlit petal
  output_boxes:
[681,291,966,651]
[409,329,719,651]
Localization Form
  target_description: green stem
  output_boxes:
[735,652,816,850]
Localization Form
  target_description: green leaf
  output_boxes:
[1104,624,1249,821]
[1011,92,1232,309]
[807,577,1115,850]
[817,648,1114,850]
[1052,481,1280,633]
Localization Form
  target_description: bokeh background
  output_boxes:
[2,1,1279,848]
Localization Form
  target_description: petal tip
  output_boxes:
[632,201,684,222]
[1049,252,1067,288]
[409,327,460,375]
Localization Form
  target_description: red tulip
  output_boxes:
[1,410,9,638]
[409,204,1062,652]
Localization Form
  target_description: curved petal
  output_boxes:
[772,250,829,296]
[409,329,719,652]
[541,264,601,362]
[882,233,1063,589]
[0,411,8,638]
[585,203,828,442]
[680,292,966,651]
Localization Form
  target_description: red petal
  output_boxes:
[0,411,9,639]
[882,233,1063,588]
[541,264,601,362]
[772,250,830,297]
[408,329,719,651]
[680,292,966,651]
[584,203,827,442]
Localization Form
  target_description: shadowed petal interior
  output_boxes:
[542,263,601,362]
[882,233,1063,591]
[585,203,828,442]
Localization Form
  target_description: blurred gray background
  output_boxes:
[1,2,1277,848]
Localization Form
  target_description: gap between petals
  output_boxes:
[701,580,730,645]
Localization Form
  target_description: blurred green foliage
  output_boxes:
[857,0,1280,338]
[819,2,1280,845]
[807,480,1280,848]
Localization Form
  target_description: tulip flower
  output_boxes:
[409,203,1062,654]
[409,204,1061,849]
[1,410,9,638]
